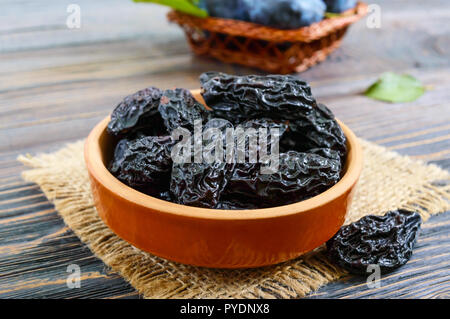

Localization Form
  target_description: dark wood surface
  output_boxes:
[0,0,449,299]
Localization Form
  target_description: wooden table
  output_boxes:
[1,0,449,299]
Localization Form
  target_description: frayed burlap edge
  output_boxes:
[18,139,450,298]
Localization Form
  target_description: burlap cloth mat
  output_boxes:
[18,139,450,298]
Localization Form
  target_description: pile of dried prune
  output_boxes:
[327,210,422,274]
[107,72,348,209]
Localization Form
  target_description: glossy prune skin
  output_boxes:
[170,162,234,208]
[109,136,175,195]
[281,103,347,160]
[107,72,349,210]
[200,72,347,161]
[109,138,129,176]
[324,0,356,13]
[203,0,250,21]
[246,0,326,29]
[220,151,341,209]
[200,72,316,123]
[327,210,422,275]
[155,190,172,202]
[172,118,289,209]
[158,88,208,132]
[107,87,166,137]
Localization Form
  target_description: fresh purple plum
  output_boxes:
[247,0,326,29]
[202,0,326,29]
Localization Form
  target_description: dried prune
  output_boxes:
[324,0,357,13]
[238,118,288,136]
[200,72,316,123]
[158,88,208,132]
[203,0,251,21]
[155,190,172,202]
[109,135,175,195]
[170,162,233,208]
[201,118,234,162]
[234,118,287,162]
[309,148,342,162]
[109,138,129,175]
[246,0,326,29]
[201,73,347,160]
[107,87,166,137]
[327,210,422,275]
[221,151,341,209]
[203,0,325,29]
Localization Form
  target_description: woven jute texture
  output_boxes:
[18,139,450,298]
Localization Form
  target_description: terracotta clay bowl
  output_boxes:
[84,90,363,269]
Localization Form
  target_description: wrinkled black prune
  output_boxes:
[281,103,347,160]
[155,190,172,202]
[203,0,325,29]
[238,118,288,136]
[221,151,341,209]
[325,0,357,13]
[234,118,287,162]
[327,210,422,275]
[158,88,208,132]
[170,162,233,208]
[309,148,342,162]
[109,135,175,195]
[107,87,166,137]
[200,72,316,123]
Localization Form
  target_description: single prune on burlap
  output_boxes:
[200,72,317,123]
[109,136,175,196]
[326,210,422,275]
[220,150,341,209]
[107,87,166,137]
[158,88,208,132]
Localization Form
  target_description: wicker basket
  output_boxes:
[168,2,368,74]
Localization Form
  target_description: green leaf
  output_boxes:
[133,0,208,18]
[364,72,426,103]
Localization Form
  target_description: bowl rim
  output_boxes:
[84,90,363,221]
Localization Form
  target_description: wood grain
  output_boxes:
[0,0,449,298]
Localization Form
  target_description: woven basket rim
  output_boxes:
[168,2,368,42]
